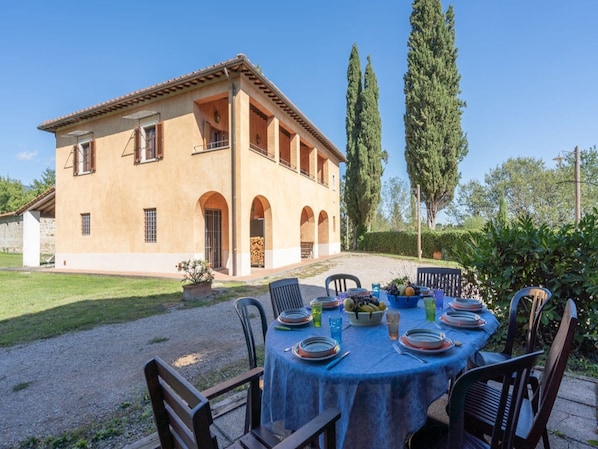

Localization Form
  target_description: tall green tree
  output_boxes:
[404,0,468,229]
[30,168,55,196]
[449,151,598,227]
[344,46,384,248]
[344,44,363,248]
[0,176,29,214]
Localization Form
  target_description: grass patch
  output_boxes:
[0,252,22,268]
[0,271,268,348]
[147,336,169,345]
[12,381,32,392]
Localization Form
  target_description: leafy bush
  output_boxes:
[454,213,598,357]
[362,229,472,260]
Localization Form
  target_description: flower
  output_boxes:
[177,259,214,284]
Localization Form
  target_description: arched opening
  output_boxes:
[196,192,229,270]
[250,196,272,268]
[318,210,329,256]
[300,206,315,259]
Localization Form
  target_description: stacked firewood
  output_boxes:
[251,236,265,267]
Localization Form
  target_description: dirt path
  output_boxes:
[0,253,420,448]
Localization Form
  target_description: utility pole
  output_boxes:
[417,184,421,260]
[575,146,581,223]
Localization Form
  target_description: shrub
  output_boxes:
[454,213,598,357]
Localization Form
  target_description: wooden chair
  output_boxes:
[324,273,361,296]
[268,278,304,318]
[145,356,341,449]
[408,351,542,449]
[416,267,462,298]
[464,299,578,449]
[473,287,552,367]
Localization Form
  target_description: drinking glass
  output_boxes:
[371,283,381,298]
[311,300,322,327]
[329,316,343,343]
[433,289,445,311]
[424,297,436,322]
[386,310,400,340]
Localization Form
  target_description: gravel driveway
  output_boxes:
[0,253,422,448]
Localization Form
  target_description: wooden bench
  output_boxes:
[300,241,313,259]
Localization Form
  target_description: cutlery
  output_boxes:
[326,351,350,369]
[275,325,293,331]
[284,345,294,352]
[393,343,427,363]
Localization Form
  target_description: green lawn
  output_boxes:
[0,252,22,268]
[0,270,268,347]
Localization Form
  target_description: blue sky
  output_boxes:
[2,0,597,195]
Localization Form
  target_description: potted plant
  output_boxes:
[177,259,214,300]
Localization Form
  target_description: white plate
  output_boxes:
[443,311,481,325]
[440,313,486,329]
[455,297,483,306]
[299,336,338,357]
[399,335,455,354]
[292,343,340,361]
[449,301,484,312]
[277,314,313,326]
[311,297,341,309]
[347,288,368,296]
[279,308,311,323]
[404,328,446,349]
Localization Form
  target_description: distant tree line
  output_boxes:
[0,168,55,214]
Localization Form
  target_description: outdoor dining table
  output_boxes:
[260,293,499,449]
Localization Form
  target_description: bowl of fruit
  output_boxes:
[343,295,386,326]
[384,277,421,309]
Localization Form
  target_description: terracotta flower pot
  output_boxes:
[182,282,212,300]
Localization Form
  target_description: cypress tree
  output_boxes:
[404,0,468,228]
[344,44,363,249]
[345,47,384,248]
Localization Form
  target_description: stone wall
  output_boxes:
[0,214,55,255]
[0,215,22,253]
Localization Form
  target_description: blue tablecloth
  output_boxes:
[261,295,499,449]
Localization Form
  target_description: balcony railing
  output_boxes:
[279,158,297,171]
[193,139,230,154]
[250,143,275,160]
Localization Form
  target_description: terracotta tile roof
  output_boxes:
[15,187,55,216]
[38,54,345,162]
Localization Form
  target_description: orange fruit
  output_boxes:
[404,286,415,297]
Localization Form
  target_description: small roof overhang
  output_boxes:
[15,187,55,217]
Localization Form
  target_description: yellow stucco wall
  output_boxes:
[52,72,341,276]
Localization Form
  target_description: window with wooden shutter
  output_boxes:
[89,140,96,172]
[156,122,164,159]
[134,127,141,164]
[73,144,79,176]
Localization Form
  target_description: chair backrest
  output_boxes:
[324,273,362,296]
[522,298,577,448]
[449,351,542,449]
[269,278,304,318]
[234,297,268,370]
[416,267,462,297]
[145,357,215,449]
[503,287,552,357]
